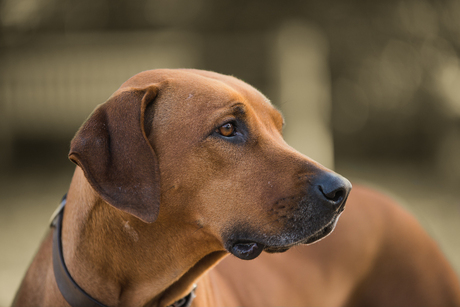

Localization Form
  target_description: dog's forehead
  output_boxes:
[121,69,278,114]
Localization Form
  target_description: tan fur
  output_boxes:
[14,69,460,307]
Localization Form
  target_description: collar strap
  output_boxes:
[51,195,196,307]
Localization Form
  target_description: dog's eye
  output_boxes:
[212,120,246,143]
[217,123,235,137]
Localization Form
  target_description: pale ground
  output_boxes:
[0,160,459,307]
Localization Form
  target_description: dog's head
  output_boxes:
[69,69,351,260]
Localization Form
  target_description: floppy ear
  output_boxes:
[69,86,160,223]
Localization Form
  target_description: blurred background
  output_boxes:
[1,0,460,305]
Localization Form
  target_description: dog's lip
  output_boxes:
[230,241,266,260]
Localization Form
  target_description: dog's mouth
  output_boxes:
[228,214,341,259]
[303,213,340,244]
[263,214,339,253]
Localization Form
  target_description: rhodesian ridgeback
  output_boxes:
[14,69,460,307]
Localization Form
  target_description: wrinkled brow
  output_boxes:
[230,103,246,116]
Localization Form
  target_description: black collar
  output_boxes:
[51,195,196,307]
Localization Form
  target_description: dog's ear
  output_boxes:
[69,86,160,223]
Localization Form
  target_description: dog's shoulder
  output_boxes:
[341,184,460,306]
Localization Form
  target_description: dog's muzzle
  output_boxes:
[227,172,352,260]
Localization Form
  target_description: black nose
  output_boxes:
[316,172,352,212]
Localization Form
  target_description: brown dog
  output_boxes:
[14,69,460,307]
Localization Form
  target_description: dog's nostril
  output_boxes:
[319,186,345,203]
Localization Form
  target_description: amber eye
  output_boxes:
[217,122,235,137]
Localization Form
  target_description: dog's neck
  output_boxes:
[61,167,227,307]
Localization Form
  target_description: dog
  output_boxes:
[14,69,460,306]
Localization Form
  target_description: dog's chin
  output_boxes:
[303,215,340,244]
[227,215,341,259]
[264,216,339,253]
